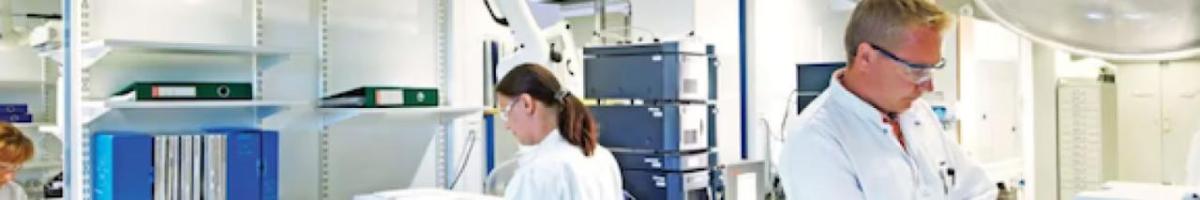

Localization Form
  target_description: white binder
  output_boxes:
[154,136,167,200]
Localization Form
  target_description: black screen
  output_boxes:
[796,63,845,114]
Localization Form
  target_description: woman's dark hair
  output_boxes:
[496,63,599,156]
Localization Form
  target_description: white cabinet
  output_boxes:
[1115,60,1200,185]
[1115,62,1166,183]
[1158,60,1200,184]
[1057,78,1118,200]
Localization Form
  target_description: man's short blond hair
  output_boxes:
[844,0,950,63]
[0,122,34,164]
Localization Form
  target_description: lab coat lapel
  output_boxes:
[898,104,951,171]
[825,70,924,198]
[898,102,956,200]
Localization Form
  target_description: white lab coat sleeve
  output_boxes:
[779,125,866,200]
[607,154,625,199]
[940,133,999,200]
[504,165,573,200]
[0,182,27,200]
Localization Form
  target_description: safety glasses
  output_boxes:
[870,43,944,84]
[497,98,521,122]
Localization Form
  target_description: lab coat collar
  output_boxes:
[518,129,568,165]
[826,69,894,135]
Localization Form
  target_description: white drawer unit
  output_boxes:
[1056,78,1118,200]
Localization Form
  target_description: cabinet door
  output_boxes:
[1161,60,1200,184]
[959,19,1023,164]
[1115,62,1164,182]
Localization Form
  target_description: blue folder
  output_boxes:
[0,104,27,114]
[92,131,154,200]
[205,128,261,200]
[0,113,32,123]
[260,130,278,200]
[204,127,278,200]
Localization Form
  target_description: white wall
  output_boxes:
[746,0,800,163]
[88,0,252,44]
[693,0,742,165]
[743,0,854,165]
[793,0,853,64]
[629,0,691,40]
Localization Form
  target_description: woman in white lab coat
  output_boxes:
[494,63,623,200]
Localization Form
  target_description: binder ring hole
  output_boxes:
[217,86,231,98]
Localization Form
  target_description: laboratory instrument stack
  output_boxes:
[584,41,719,200]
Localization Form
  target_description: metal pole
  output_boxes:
[595,0,606,44]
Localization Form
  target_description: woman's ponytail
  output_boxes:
[496,63,601,156]
[556,92,598,156]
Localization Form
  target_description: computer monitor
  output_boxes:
[796,63,845,114]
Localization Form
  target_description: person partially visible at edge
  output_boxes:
[0,122,35,200]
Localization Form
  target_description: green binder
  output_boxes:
[321,87,438,108]
[114,82,253,100]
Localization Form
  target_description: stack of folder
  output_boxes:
[0,104,32,123]
[92,128,278,200]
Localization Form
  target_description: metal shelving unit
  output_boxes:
[87,39,295,55]
[69,38,296,70]
[0,80,55,90]
[316,0,471,199]
[316,1,331,198]
[319,106,483,126]
[13,122,54,129]
[0,79,56,127]
[434,0,459,191]
[99,100,303,109]
[65,0,298,199]
[61,0,476,199]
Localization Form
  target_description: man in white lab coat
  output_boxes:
[778,0,997,199]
